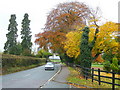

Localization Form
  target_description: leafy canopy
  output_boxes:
[64,21,118,58]
[35,2,92,53]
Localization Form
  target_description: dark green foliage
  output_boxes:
[59,53,65,63]
[110,58,119,73]
[77,27,92,77]
[116,49,120,65]
[102,49,120,73]
[103,57,120,73]
[103,61,111,72]
[4,14,18,55]
[15,42,22,55]
[21,13,32,56]
[102,50,114,63]
[63,53,74,65]
[75,26,100,77]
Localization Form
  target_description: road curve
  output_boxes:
[0,64,61,88]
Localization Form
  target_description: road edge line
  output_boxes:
[39,64,62,88]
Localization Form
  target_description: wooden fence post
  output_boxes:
[92,68,94,82]
[98,69,101,85]
[112,71,115,90]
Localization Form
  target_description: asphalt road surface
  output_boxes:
[0,64,60,88]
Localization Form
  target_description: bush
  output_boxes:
[2,54,46,68]
[103,61,111,72]
[103,57,120,73]
[110,58,119,73]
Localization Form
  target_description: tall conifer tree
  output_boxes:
[21,13,32,56]
[4,14,18,54]
[77,27,92,77]
[78,26,99,77]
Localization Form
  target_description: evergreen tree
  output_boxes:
[77,27,92,77]
[77,26,100,77]
[4,14,18,55]
[15,42,22,55]
[21,13,32,56]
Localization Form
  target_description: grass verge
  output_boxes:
[50,59,61,62]
[1,62,45,75]
[67,67,120,88]
[92,64,103,68]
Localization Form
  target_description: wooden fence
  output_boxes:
[68,63,120,90]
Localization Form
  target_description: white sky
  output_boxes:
[0,0,119,52]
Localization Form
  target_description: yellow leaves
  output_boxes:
[66,47,80,58]
[89,28,96,42]
[88,19,99,23]
[89,24,97,28]
[94,21,118,52]
[63,21,118,59]
[99,21,118,33]
[64,31,81,58]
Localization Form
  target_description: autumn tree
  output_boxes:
[4,14,18,55]
[64,21,118,76]
[64,22,118,58]
[35,31,66,53]
[45,2,91,32]
[35,2,92,59]
[21,13,32,56]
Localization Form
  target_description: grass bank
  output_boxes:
[1,54,46,75]
[1,62,45,75]
[67,67,120,88]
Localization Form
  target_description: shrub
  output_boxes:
[103,61,111,72]
[2,54,46,68]
[110,58,119,73]
[103,57,120,73]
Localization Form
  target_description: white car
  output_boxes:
[45,62,55,70]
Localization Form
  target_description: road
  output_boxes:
[0,64,60,89]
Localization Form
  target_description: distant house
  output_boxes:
[49,53,60,60]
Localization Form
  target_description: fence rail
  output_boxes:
[67,63,120,90]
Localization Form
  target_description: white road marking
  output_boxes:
[40,64,62,88]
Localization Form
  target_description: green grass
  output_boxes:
[1,62,45,75]
[50,59,61,62]
[67,67,119,88]
[92,64,103,68]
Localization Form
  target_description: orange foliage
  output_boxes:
[93,54,104,63]
[35,31,66,52]
[45,2,91,32]
[35,2,92,53]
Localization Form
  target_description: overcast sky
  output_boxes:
[0,0,119,52]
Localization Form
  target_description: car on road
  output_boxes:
[45,62,55,70]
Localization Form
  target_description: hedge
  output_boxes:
[2,54,46,68]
